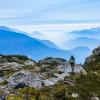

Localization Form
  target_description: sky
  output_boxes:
[0,0,100,47]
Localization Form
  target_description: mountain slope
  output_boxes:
[84,46,100,72]
[38,40,61,49]
[0,26,71,60]
[31,31,60,49]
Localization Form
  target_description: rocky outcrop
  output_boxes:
[84,46,100,71]
[8,70,70,89]
[57,64,87,74]
[0,55,87,91]
[0,55,35,70]
[0,62,24,70]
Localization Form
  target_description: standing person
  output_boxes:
[69,55,75,73]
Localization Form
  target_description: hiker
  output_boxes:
[69,55,75,73]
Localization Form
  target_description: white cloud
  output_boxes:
[8,23,100,48]
[9,23,100,32]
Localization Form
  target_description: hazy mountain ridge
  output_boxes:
[0,26,71,61]
[70,27,100,36]
[0,26,95,63]
[63,37,99,50]
[62,28,100,50]
[31,31,46,39]
[38,39,61,49]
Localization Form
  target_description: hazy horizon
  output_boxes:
[0,0,100,61]
[0,0,100,48]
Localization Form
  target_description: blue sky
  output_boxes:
[0,0,100,25]
[0,0,100,47]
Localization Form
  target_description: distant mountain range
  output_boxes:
[63,37,99,50]
[62,28,100,50]
[0,26,92,63]
[70,28,100,37]
[0,26,71,60]
[31,31,46,40]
